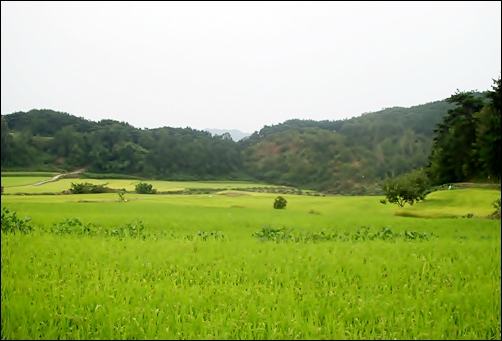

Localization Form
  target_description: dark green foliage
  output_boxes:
[117,190,126,202]
[69,182,115,194]
[50,218,99,236]
[252,226,294,242]
[428,76,501,184]
[120,221,147,239]
[3,109,97,135]
[0,211,229,241]
[1,101,449,190]
[50,218,148,240]
[45,217,227,241]
[252,225,436,243]
[1,207,34,234]
[1,76,499,193]
[476,77,501,181]
[381,169,430,207]
[2,110,241,178]
[435,183,457,191]
[428,91,485,184]
[0,103,445,192]
[1,115,13,165]
[240,101,453,193]
[488,198,501,219]
[135,183,157,194]
[273,196,287,209]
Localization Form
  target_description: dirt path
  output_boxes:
[31,168,86,186]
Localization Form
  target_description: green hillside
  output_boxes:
[1,76,500,194]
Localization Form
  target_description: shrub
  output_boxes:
[380,169,430,207]
[488,198,501,219]
[51,218,97,236]
[252,225,436,243]
[273,196,287,209]
[135,183,157,194]
[1,207,34,234]
[69,182,114,194]
[49,218,149,240]
[253,226,293,242]
[117,190,127,202]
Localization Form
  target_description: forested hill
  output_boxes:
[1,99,455,193]
[239,101,455,192]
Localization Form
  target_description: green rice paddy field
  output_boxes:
[1,177,285,194]
[1,176,501,340]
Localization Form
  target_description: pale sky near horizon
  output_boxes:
[1,1,501,133]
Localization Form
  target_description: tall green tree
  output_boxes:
[1,115,13,166]
[51,125,78,157]
[428,90,485,184]
[381,168,430,207]
[476,76,501,181]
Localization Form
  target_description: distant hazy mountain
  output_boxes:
[204,128,251,141]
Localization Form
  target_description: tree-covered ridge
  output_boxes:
[428,77,501,184]
[4,109,100,135]
[2,76,499,194]
[1,112,243,181]
[239,100,455,192]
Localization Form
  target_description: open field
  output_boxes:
[1,179,501,339]
[1,176,55,187]
[1,177,291,194]
[395,188,501,218]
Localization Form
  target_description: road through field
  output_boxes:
[31,168,85,186]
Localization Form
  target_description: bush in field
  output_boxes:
[252,225,436,243]
[380,169,430,207]
[51,218,99,235]
[253,226,293,242]
[488,198,501,219]
[135,183,157,194]
[69,182,114,194]
[48,218,149,239]
[1,207,34,234]
[117,190,127,202]
[273,196,287,209]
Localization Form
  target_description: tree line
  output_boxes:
[1,75,500,194]
[427,77,501,184]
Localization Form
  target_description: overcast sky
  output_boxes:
[1,1,501,133]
